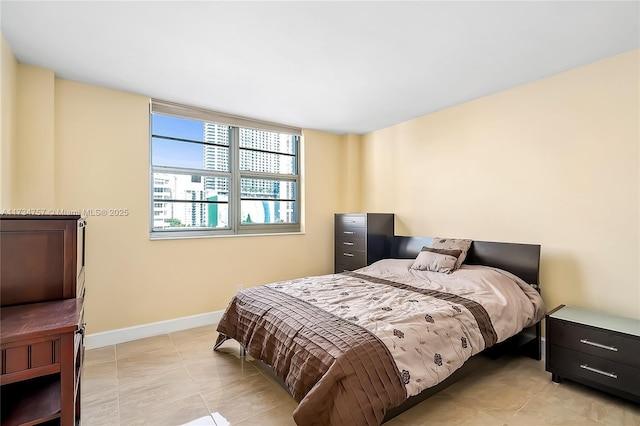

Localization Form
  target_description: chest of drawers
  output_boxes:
[334,213,394,273]
[545,305,640,403]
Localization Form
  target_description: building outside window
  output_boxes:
[150,100,302,238]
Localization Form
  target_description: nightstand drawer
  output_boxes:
[548,319,639,368]
[548,345,640,396]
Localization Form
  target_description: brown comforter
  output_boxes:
[215,260,546,426]
[216,285,406,426]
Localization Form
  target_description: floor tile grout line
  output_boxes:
[172,329,234,421]
[114,343,122,425]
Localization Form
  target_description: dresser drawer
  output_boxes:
[548,319,639,368]
[335,262,366,273]
[336,249,366,266]
[335,226,366,240]
[335,236,366,252]
[549,345,640,397]
[336,215,365,228]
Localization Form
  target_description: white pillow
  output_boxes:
[410,250,457,273]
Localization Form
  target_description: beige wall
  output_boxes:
[5,42,345,332]
[53,83,345,333]
[1,34,18,209]
[16,65,56,207]
[340,133,362,212]
[361,50,640,319]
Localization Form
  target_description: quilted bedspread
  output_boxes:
[215,259,546,426]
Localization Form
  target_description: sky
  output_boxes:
[151,113,295,173]
[151,114,209,169]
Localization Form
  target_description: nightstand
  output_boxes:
[545,305,640,403]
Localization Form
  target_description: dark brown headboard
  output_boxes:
[389,236,540,287]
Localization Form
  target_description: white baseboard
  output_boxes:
[85,310,224,350]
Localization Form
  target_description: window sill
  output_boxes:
[149,231,305,241]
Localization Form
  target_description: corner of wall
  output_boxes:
[15,63,56,208]
[341,133,363,212]
[1,33,19,210]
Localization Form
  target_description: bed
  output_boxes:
[214,236,546,426]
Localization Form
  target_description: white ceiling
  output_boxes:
[1,1,638,134]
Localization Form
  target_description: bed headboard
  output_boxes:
[389,236,540,286]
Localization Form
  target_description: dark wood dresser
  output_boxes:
[334,213,394,273]
[1,215,86,426]
[546,305,640,403]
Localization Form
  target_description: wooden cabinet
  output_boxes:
[334,213,394,273]
[546,305,640,403]
[1,300,84,426]
[0,215,86,426]
[1,215,86,306]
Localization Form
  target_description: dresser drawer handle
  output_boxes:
[343,253,354,257]
[580,364,617,379]
[580,339,617,352]
[343,231,355,235]
[342,242,354,246]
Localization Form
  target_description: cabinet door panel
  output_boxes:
[1,216,81,306]
[1,231,66,305]
[4,346,29,374]
[31,341,56,369]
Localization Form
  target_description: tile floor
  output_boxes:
[82,325,640,426]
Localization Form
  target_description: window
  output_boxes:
[150,100,302,238]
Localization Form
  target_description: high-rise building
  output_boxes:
[153,122,297,229]
[152,173,215,228]
[203,123,230,193]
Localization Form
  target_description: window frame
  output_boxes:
[149,100,302,239]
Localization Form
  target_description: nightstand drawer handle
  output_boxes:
[343,231,355,235]
[343,253,354,257]
[342,242,354,246]
[580,364,617,379]
[580,339,617,352]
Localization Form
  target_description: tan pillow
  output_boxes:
[411,250,457,273]
[430,238,472,270]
